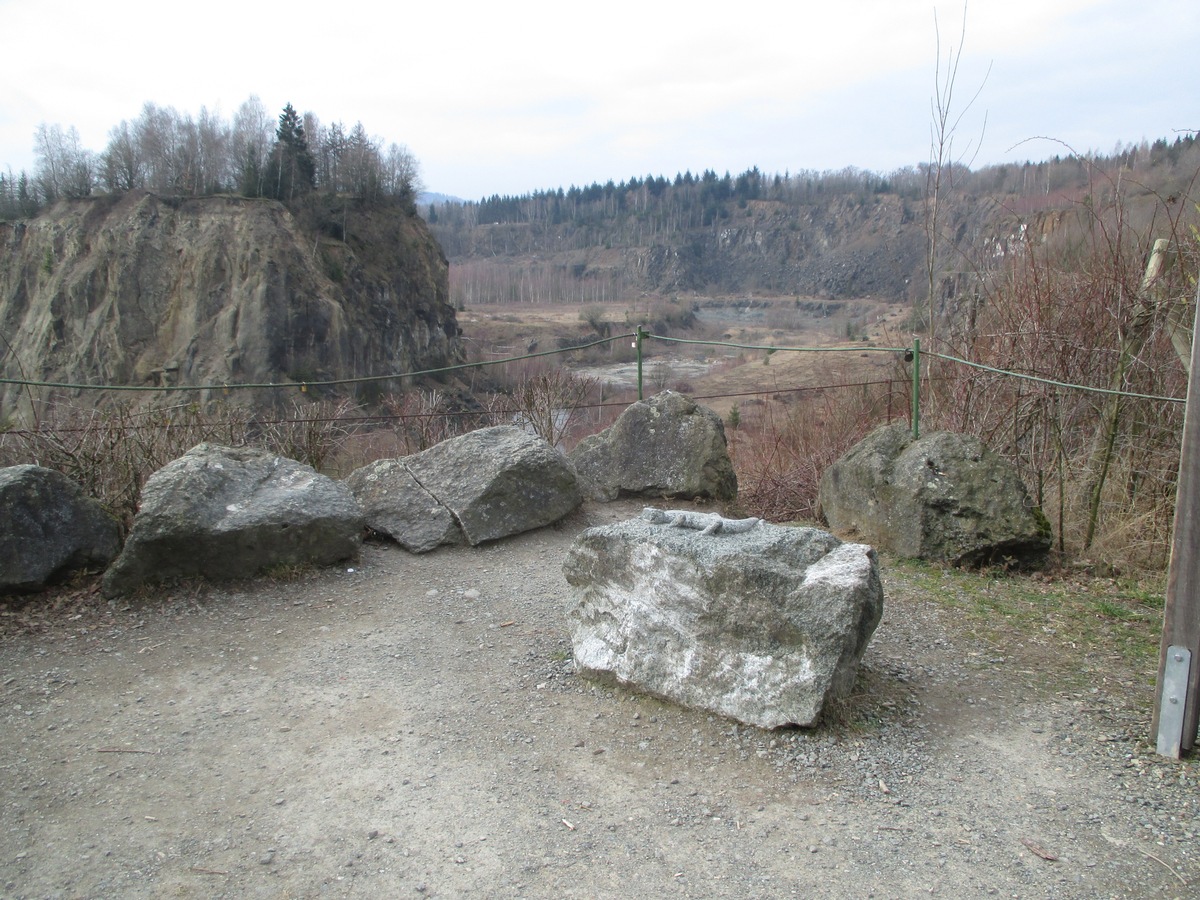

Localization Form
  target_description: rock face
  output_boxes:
[818,423,1052,566]
[102,444,363,596]
[569,392,737,502]
[563,512,883,728]
[0,192,462,419]
[0,465,121,593]
[346,426,582,551]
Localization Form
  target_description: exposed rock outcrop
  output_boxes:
[0,465,121,593]
[102,444,363,596]
[563,512,883,728]
[0,192,462,419]
[569,392,737,503]
[346,426,582,551]
[818,423,1052,567]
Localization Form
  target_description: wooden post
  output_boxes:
[1085,239,1174,550]
[1153,278,1200,757]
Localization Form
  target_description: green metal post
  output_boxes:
[636,326,645,400]
[911,338,920,439]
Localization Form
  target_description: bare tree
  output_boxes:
[34,124,93,201]
[32,124,65,202]
[510,370,598,447]
[230,96,273,197]
[195,106,228,194]
[134,102,186,193]
[383,142,423,199]
[344,123,381,200]
[101,120,144,191]
[924,3,989,345]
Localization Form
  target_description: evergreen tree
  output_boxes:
[265,102,316,203]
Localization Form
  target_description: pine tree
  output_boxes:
[265,102,316,202]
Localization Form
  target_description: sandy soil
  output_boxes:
[1,499,1196,899]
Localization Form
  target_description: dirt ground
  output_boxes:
[1,499,1197,899]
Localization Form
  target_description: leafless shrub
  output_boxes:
[509,369,600,447]
[922,164,1198,566]
[383,389,503,455]
[731,382,901,523]
[1,401,255,530]
[252,397,365,474]
[0,396,380,530]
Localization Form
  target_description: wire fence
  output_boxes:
[2,325,1188,568]
[2,328,1185,428]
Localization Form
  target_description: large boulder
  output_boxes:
[0,465,121,594]
[563,509,883,728]
[345,458,462,553]
[569,392,737,502]
[818,423,1052,566]
[102,444,363,596]
[345,426,582,551]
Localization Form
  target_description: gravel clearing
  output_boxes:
[1,499,1196,898]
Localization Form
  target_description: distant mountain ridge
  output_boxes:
[425,136,1200,307]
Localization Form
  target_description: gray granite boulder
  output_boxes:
[818,423,1052,566]
[346,426,582,551]
[102,444,363,596]
[345,457,462,553]
[569,391,737,502]
[563,510,882,728]
[0,465,121,593]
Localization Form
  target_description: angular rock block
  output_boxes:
[345,457,461,553]
[818,423,1051,566]
[102,444,363,596]
[569,391,737,502]
[563,515,882,728]
[0,465,120,593]
[346,426,582,551]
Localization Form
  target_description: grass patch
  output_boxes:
[882,557,1165,685]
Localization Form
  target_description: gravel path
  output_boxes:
[1,500,1196,898]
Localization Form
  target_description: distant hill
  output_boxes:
[425,136,1200,311]
[420,191,465,207]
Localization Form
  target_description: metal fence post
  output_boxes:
[636,326,646,401]
[911,338,920,439]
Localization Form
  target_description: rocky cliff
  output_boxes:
[0,191,462,419]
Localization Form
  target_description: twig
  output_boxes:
[95,747,158,754]
[190,866,229,876]
[1020,837,1058,861]
[1134,845,1188,886]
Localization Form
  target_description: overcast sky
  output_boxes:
[2,0,1196,201]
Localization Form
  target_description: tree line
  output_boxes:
[429,134,1200,258]
[0,97,423,219]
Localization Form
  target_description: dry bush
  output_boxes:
[1,400,255,530]
[253,397,366,475]
[731,382,904,523]
[508,369,601,448]
[381,389,504,455]
[921,167,1197,567]
[0,397,378,530]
